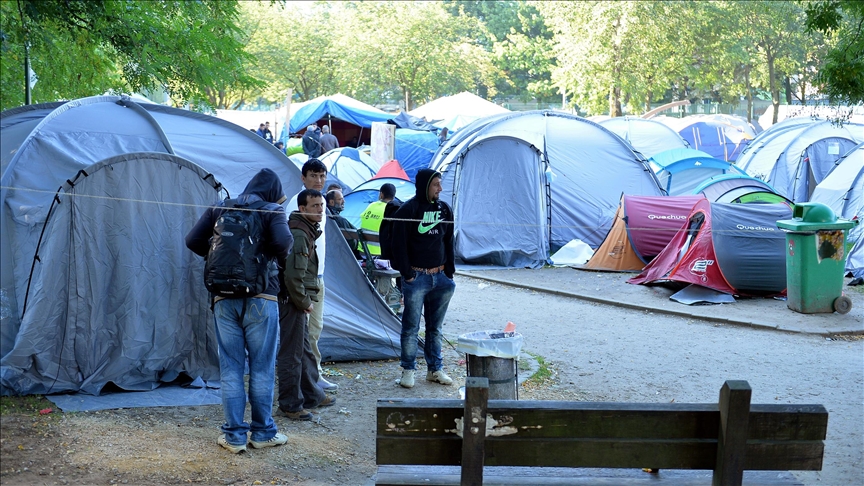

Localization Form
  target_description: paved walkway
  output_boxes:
[456,267,864,336]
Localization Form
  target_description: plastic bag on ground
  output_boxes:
[550,239,594,266]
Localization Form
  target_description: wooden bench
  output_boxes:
[375,379,827,486]
[340,227,401,310]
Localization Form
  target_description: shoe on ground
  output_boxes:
[317,377,339,391]
[283,409,313,421]
[398,369,415,388]
[217,436,246,454]
[249,432,288,449]
[315,395,336,409]
[427,370,453,385]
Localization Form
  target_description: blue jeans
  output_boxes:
[213,298,279,446]
[400,273,456,371]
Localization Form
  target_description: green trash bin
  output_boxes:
[777,202,858,314]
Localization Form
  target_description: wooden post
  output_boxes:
[713,380,752,486]
[461,377,488,486]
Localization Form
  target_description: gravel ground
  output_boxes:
[2,274,861,485]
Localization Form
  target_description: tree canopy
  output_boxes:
[0,0,258,112]
[1,0,859,115]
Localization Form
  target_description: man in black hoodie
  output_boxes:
[390,168,456,389]
[185,168,292,454]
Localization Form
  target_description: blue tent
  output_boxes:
[287,94,392,135]
[342,178,416,228]
[648,148,746,195]
[0,96,403,396]
[395,129,440,182]
[319,147,380,189]
[676,119,753,162]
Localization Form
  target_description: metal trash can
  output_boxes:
[457,330,524,399]
[777,202,858,314]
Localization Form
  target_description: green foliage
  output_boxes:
[238,2,337,105]
[805,0,864,105]
[0,0,259,111]
[332,1,498,109]
[539,1,826,117]
[0,394,51,416]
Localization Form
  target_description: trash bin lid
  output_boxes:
[777,202,858,231]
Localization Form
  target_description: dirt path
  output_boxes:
[2,274,861,485]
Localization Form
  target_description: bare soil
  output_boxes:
[3,272,861,485]
[0,349,579,486]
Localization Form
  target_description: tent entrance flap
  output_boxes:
[2,153,221,396]
[455,138,546,267]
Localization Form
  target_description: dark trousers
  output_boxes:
[277,300,325,412]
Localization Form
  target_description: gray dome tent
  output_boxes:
[737,118,863,202]
[598,116,689,158]
[431,111,664,267]
[0,96,402,395]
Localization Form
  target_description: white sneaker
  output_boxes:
[218,436,246,454]
[249,432,288,449]
[317,377,339,391]
[398,369,415,388]
[426,370,453,385]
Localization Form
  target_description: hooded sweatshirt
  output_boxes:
[390,168,455,280]
[185,168,293,299]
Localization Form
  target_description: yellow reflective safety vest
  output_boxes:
[359,201,386,256]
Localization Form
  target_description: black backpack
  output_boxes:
[204,198,271,298]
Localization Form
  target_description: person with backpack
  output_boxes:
[185,168,292,454]
[278,189,335,420]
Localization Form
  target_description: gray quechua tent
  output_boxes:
[431,111,664,267]
[1,96,402,396]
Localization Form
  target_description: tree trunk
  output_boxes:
[610,85,622,117]
[404,88,413,111]
[745,66,753,123]
[767,49,779,124]
[645,91,653,114]
[800,80,807,106]
[784,76,793,105]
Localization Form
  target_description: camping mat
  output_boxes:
[47,381,221,412]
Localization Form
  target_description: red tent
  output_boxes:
[372,159,409,181]
[628,199,736,293]
[628,199,791,295]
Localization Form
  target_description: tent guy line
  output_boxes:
[1,185,800,235]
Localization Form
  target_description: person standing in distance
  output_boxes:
[185,168,291,453]
[390,169,455,388]
[319,125,339,153]
[283,159,338,391]
[358,183,397,256]
[302,124,322,158]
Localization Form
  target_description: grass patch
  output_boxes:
[521,352,554,389]
[0,395,52,416]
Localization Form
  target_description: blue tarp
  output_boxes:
[288,94,392,134]
[395,129,440,182]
